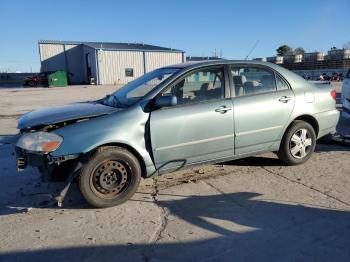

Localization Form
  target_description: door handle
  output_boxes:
[215,106,232,114]
[279,96,292,103]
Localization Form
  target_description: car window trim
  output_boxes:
[156,97,233,111]
[274,72,291,91]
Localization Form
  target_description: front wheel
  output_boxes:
[28,80,37,87]
[79,146,141,208]
[278,120,316,165]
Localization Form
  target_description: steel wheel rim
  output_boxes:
[289,128,313,159]
[90,159,131,199]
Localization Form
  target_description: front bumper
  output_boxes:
[15,146,48,170]
[15,146,79,181]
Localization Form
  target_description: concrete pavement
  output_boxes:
[0,84,349,261]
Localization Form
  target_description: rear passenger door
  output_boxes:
[231,65,295,154]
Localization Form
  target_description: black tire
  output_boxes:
[79,146,141,208]
[28,80,37,87]
[278,120,316,165]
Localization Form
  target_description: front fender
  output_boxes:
[51,106,156,176]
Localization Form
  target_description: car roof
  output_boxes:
[163,60,308,89]
[163,59,309,89]
[165,60,279,69]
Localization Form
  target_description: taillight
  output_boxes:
[330,89,337,101]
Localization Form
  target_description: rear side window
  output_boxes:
[231,66,277,96]
[276,75,289,90]
[347,69,350,78]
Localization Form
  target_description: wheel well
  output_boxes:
[292,115,319,136]
[89,143,147,178]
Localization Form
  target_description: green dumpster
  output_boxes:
[48,71,68,87]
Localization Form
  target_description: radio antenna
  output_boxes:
[244,40,259,60]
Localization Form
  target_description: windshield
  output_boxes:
[101,67,180,107]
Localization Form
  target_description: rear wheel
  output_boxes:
[79,146,141,208]
[278,120,316,165]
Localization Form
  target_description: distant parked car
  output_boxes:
[341,69,350,118]
[15,60,339,207]
[23,71,54,87]
[319,73,332,81]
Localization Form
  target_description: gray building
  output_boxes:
[39,40,185,85]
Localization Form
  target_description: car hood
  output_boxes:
[18,102,119,130]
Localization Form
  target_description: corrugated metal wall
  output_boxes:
[64,45,85,84]
[98,51,183,85]
[145,52,183,72]
[39,43,86,84]
[39,44,66,72]
[83,46,97,84]
[39,42,184,85]
[97,50,144,85]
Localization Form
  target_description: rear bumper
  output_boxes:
[314,109,340,138]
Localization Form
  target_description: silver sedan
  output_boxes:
[15,60,340,207]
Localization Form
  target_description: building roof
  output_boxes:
[38,40,184,53]
[186,56,225,61]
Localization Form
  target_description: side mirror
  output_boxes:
[155,94,177,108]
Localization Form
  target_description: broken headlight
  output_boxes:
[16,132,63,153]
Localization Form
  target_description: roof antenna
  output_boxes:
[244,40,259,60]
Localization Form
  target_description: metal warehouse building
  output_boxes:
[39,40,185,85]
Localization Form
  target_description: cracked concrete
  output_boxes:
[0,84,350,261]
[148,178,170,244]
[261,166,350,207]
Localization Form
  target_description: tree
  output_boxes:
[294,47,305,55]
[276,45,293,56]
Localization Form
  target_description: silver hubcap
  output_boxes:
[289,128,313,159]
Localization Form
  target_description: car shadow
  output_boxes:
[315,142,350,152]
[315,116,350,152]
[1,192,349,261]
[0,143,89,216]
[220,156,285,167]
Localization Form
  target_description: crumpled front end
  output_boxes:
[14,102,119,181]
[15,143,80,182]
[14,126,81,182]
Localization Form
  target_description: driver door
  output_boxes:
[149,66,235,173]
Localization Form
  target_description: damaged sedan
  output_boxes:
[15,60,339,208]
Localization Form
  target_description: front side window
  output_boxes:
[231,66,277,96]
[164,67,224,104]
[102,67,180,107]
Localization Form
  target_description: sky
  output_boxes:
[1,0,349,72]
